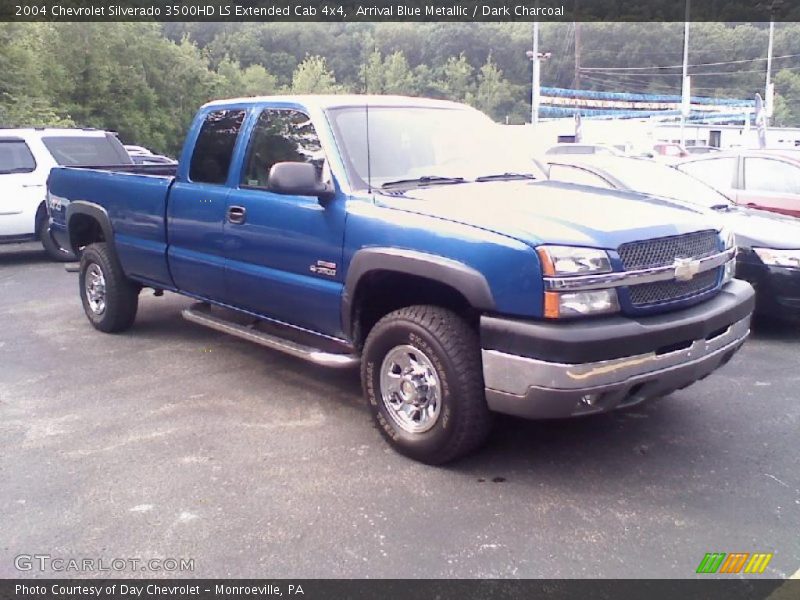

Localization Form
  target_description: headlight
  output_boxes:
[544,289,620,319]
[537,245,612,276]
[753,248,800,269]
[722,260,735,284]
[719,227,736,251]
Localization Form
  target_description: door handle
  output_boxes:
[227,205,247,224]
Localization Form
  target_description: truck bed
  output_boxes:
[48,164,177,287]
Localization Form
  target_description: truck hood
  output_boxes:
[375,180,716,249]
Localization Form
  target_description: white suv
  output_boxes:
[0,128,131,260]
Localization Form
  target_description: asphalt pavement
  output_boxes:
[1,242,799,579]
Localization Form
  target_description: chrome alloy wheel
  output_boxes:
[85,263,107,315]
[379,344,442,434]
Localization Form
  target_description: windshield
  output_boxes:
[612,160,733,208]
[328,106,540,189]
[42,134,132,166]
[0,140,36,174]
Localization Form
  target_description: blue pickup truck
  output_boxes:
[48,95,755,463]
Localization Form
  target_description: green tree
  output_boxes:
[291,56,345,94]
[361,49,384,93]
[772,69,800,127]
[383,51,416,95]
[240,65,280,96]
[474,56,515,120]
[435,54,474,103]
[360,50,415,95]
[42,24,220,154]
[0,23,71,126]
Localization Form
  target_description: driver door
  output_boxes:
[222,108,346,337]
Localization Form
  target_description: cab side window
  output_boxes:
[189,109,246,184]
[241,109,324,189]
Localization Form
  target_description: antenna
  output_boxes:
[363,43,373,194]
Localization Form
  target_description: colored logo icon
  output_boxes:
[696,552,773,574]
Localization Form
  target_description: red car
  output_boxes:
[653,142,689,158]
[676,150,800,218]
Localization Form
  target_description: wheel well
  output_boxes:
[351,270,477,349]
[68,214,105,254]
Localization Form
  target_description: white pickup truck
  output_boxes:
[0,128,132,260]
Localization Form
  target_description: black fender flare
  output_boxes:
[341,247,496,337]
[65,201,115,257]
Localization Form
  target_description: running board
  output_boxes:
[182,305,360,369]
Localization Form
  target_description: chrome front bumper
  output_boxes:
[482,315,751,419]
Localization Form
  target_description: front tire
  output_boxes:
[79,243,139,333]
[361,305,492,464]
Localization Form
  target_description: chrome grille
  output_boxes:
[628,269,718,306]
[618,230,719,270]
[619,230,721,307]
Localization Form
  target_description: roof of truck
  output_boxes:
[202,95,471,111]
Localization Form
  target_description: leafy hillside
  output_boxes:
[3,22,799,154]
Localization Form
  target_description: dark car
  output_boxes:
[675,150,800,218]
[546,155,800,321]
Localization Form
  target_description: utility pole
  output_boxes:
[526,23,551,126]
[680,0,690,146]
[532,21,540,125]
[574,22,581,90]
[765,20,774,123]
[573,0,581,89]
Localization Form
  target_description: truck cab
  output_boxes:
[48,96,755,464]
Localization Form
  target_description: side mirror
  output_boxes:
[267,162,334,203]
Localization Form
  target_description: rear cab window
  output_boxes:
[42,134,131,166]
[189,109,246,184]
[0,139,36,174]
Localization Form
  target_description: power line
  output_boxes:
[581,71,680,86]
[579,73,678,93]
[550,22,574,78]
[579,71,764,94]
[579,53,800,72]
[579,64,800,77]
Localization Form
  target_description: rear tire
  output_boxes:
[38,217,75,262]
[361,305,492,464]
[79,243,139,333]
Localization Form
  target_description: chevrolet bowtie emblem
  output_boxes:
[673,257,701,282]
